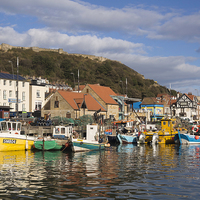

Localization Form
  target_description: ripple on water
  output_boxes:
[0,145,199,199]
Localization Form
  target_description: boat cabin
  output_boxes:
[0,121,22,135]
[113,120,135,133]
[53,125,73,139]
[160,118,177,133]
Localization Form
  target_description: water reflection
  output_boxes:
[0,145,199,199]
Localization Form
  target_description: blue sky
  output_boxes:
[1,0,200,95]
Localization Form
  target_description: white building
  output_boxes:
[0,73,48,114]
[29,78,49,112]
[0,72,29,113]
[175,93,199,121]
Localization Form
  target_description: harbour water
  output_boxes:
[0,144,199,199]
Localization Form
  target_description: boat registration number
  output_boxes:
[3,139,16,144]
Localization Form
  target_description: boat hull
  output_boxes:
[174,133,200,144]
[107,135,118,145]
[34,139,70,151]
[0,137,34,151]
[117,134,137,144]
[144,132,175,144]
[72,139,105,151]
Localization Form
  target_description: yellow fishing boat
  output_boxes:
[143,118,186,144]
[0,120,35,151]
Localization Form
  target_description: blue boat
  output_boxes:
[174,131,200,144]
[117,133,138,144]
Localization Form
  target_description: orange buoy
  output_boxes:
[195,135,199,140]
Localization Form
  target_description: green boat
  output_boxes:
[33,125,74,151]
[34,138,73,151]
[34,139,64,150]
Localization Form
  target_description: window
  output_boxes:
[9,103,12,108]
[22,82,25,87]
[17,123,21,131]
[13,123,16,130]
[22,92,25,101]
[35,101,42,111]
[3,80,6,85]
[8,122,11,130]
[36,90,40,98]
[22,104,25,111]
[3,103,6,106]
[66,112,71,118]
[61,128,65,134]
[9,80,12,86]
[9,90,12,97]
[54,101,59,108]
[3,90,6,100]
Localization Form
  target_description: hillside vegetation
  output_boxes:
[0,48,176,99]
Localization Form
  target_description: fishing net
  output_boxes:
[74,115,94,126]
[51,116,74,125]
[52,115,94,126]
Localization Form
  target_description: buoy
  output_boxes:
[105,143,110,147]
[195,135,199,140]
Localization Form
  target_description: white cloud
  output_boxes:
[0,26,199,93]
[100,52,200,90]
[0,0,168,35]
[148,13,200,42]
[1,0,200,43]
[26,28,146,54]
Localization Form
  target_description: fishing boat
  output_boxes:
[0,120,35,151]
[116,133,138,144]
[112,119,138,144]
[72,124,108,152]
[33,125,73,151]
[174,131,200,145]
[143,118,187,144]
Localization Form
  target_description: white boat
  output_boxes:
[72,124,108,152]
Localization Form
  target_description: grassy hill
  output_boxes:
[0,48,176,99]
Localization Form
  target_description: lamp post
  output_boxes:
[16,57,19,118]
[71,72,75,90]
[8,60,14,80]
[195,89,199,96]
[119,80,124,120]
[78,69,79,93]
[126,78,127,97]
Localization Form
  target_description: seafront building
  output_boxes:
[0,72,29,114]
[135,93,200,122]
[0,71,199,122]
